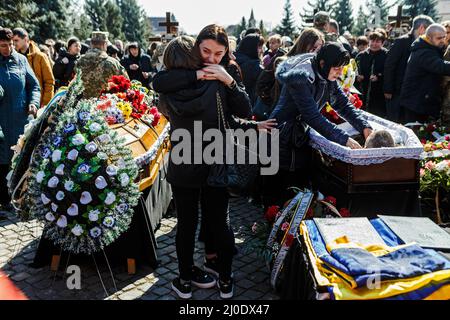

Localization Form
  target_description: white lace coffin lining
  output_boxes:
[309,111,423,165]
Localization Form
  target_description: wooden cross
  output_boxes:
[159,12,179,35]
[388,5,411,29]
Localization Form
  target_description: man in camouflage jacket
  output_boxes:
[76,31,128,98]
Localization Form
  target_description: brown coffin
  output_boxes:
[109,115,170,191]
[312,150,420,194]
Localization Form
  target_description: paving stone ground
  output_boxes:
[0,197,280,300]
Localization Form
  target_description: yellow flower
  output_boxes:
[122,103,133,118]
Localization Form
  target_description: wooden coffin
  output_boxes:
[109,115,170,191]
[312,149,420,194]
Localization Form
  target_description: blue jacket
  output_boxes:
[270,54,370,170]
[0,50,40,164]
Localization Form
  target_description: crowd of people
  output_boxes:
[1,9,450,300]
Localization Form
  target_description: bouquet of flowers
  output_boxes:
[97,76,161,127]
[321,58,364,125]
[320,93,363,125]
[419,123,450,224]
[24,98,141,254]
[338,59,358,93]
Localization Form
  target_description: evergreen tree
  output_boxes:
[116,0,151,46]
[403,0,438,20]
[275,0,297,38]
[352,5,368,36]
[235,16,247,38]
[259,20,268,38]
[366,0,392,27]
[248,9,257,28]
[73,11,94,41]
[32,0,73,43]
[0,0,37,34]
[84,0,124,40]
[332,0,353,32]
[300,0,334,26]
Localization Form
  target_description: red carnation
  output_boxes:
[324,196,337,207]
[285,234,295,247]
[339,208,351,217]
[150,107,158,115]
[152,113,161,127]
[264,205,280,223]
[421,139,427,145]
[352,94,363,109]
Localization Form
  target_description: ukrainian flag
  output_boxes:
[300,219,450,300]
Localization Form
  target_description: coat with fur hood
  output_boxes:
[270,53,370,170]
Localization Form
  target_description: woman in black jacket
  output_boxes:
[235,33,265,107]
[153,26,275,300]
[120,42,153,88]
[53,37,81,90]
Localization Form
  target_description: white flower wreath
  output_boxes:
[25,99,141,255]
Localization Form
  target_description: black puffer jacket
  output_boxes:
[400,37,450,117]
[235,34,263,106]
[152,64,255,188]
[120,48,152,87]
[53,49,80,89]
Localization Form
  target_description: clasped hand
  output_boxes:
[197,63,234,86]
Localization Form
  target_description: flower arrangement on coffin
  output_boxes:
[24,99,141,254]
[320,94,363,125]
[97,76,161,127]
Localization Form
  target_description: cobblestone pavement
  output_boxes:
[0,197,280,300]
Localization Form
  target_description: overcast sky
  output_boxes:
[138,0,398,34]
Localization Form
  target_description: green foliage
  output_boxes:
[300,0,334,27]
[403,0,438,20]
[366,0,393,26]
[352,5,368,36]
[116,0,151,47]
[332,0,354,33]
[0,0,38,33]
[274,0,298,39]
[32,0,74,43]
[235,16,247,38]
[84,0,124,40]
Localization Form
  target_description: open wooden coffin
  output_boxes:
[109,115,170,192]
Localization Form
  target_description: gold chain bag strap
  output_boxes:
[206,91,259,189]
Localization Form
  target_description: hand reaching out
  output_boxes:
[257,119,278,131]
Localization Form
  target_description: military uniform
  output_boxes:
[313,11,330,35]
[75,32,128,98]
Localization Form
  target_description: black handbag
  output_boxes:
[207,91,259,189]
[291,115,310,148]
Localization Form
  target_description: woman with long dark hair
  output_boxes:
[153,26,275,299]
